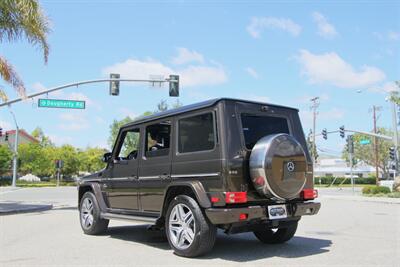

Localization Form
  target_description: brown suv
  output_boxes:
[78,98,320,257]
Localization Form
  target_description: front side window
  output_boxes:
[117,129,140,160]
[241,114,290,149]
[178,113,215,153]
[145,121,171,157]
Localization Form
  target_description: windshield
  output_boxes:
[241,114,290,149]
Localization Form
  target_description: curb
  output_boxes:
[0,202,53,215]
[320,195,400,205]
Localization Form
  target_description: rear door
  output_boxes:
[107,127,141,211]
[138,119,172,212]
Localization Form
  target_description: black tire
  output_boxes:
[165,195,217,257]
[254,221,298,244]
[79,191,109,235]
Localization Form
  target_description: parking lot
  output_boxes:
[1,187,399,266]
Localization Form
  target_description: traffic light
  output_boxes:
[339,125,345,138]
[322,128,327,140]
[169,75,179,97]
[0,127,2,137]
[55,159,64,169]
[389,147,396,161]
[109,73,120,96]
[347,135,354,153]
[5,132,9,141]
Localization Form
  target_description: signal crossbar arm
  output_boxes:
[0,77,177,108]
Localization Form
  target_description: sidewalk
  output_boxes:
[0,186,76,215]
[0,201,53,215]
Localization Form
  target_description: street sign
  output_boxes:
[38,99,85,109]
[359,139,371,145]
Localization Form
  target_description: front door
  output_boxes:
[139,119,172,213]
[107,127,141,211]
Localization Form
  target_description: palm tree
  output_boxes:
[0,0,50,101]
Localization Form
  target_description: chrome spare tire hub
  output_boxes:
[81,198,94,229]
[168,203,195,250]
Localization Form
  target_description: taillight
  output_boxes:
[225,192,247,204]
[302,189,318,200]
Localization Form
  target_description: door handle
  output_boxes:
[159,174,170,180]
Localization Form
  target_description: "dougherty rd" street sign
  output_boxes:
[38,99,85,109]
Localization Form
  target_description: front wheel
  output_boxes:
[165,195,217,257]
[254,221,298,244]
[79,191,109,235]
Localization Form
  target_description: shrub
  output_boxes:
[362,186,391,195]
[315,176,375,185]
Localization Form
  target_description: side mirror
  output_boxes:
[102,152,112,163]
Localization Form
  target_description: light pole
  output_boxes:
[9,108,19,187]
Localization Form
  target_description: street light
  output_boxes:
[8,108,19,187]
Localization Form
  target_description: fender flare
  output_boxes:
[78,182,108,212]
[161,180,211,215]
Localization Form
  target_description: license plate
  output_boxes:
[268,204,288,219]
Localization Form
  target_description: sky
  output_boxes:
[0,0,399,156]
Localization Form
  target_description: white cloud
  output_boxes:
[312,12,338,39]
[172,47,204,65]
[300,108,345,128]
[368,82,398,93]
[245,67,259,79]
[0,120,12,130]
[102,57,228,88]
[58,112,89,131]
[297,49,386,88]
[48,134,73,146]
[388,31,400,41]
[118,107,137,119]
[247,16,302,38]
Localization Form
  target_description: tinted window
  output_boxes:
[178,113,215,153]
[145,121,171,157]
[241,114,289,149]
[117,129,140,160]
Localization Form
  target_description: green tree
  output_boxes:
[79,147,106,173]
[18,142,53,177]
[0,145,12,176]
[55,145,80,177]
[0,0,50,100]
[388,81,400,105]
[31,127,53,146]
[342,127,394,180]
[306,130,318,162]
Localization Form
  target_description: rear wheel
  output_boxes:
[165,195,217,257]
[254,221,298,244]
[79,191,109,235]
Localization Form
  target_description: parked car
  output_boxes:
[77,98,320,257]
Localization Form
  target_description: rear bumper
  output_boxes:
[205,202,320,225]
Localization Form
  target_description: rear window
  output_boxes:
[241,114,290,149]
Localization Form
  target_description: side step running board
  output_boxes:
[101,212,158,223]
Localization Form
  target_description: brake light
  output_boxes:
[225,192,247,204]
[210,197,220,203]
[239,213,248,221]
[302,189,318,200]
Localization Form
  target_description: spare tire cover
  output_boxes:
[249,133,308,200]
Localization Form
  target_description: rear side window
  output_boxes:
[241,114,290,149]
[178,113,215,153]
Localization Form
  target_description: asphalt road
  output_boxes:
[1,187,399,266]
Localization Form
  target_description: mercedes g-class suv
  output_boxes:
[78,98,320,257]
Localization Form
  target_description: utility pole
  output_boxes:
[372,106,381,185]
[310,97,320,183]
[390,100,398,176]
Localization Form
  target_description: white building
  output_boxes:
[314,158,376,178]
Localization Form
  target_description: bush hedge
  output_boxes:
[362,186,391,195]
[314,176,376,185]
